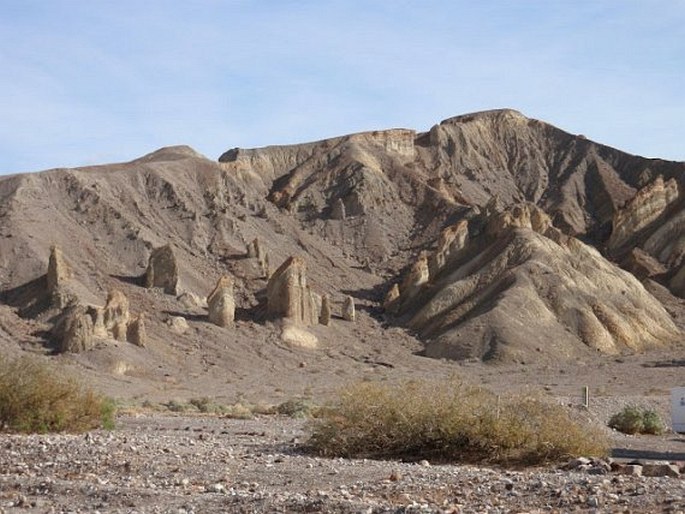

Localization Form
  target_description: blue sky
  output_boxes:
[1,1,684,174]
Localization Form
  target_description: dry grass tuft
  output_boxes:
[308,379,608,466]
[0,356,115,433]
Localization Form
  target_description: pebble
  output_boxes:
[0,415,683,513]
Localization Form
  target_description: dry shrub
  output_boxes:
[277,398,317,418]
[0,356,115,433]
[308,379,608,466]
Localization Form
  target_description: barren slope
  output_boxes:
[0,109,684,402]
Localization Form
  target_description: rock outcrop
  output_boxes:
[207,275,235,328]
[53,303,95,353]
[47,245,72,293]
[383,284,400,314]
[145,244,178,295]
[400,254,430,300]
[103,290,130,342]
[342,296,356,322]
[392,203,680,362]
[127,314,146,347]
[246,238,270,278]
[428,221,469,277]
[52,289,143,353]
[266,256,320,326]
[46,245,75,308]
[608,176,679,251]
[320,294,331,326]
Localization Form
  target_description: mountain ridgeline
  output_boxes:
[1,109,684,377]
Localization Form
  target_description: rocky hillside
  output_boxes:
[0,109,684,399]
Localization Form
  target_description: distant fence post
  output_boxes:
[582,386,589,408]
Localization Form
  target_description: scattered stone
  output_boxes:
[145,244,179,295]
[389,470,402,481]
[281,321,318,349]
[616,464,643,477]
[178,291,206,309]
[207,275,235,328]
[169,316,190,334]
[562,457,591,470]
[642,463,681,478]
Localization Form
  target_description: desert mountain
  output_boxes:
[0,109,683,399]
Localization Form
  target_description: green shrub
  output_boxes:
[307,379,608,466]
[0,356,115,433]
[609,405,665,435]
[641,409,666,435]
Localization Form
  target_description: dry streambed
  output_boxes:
[1,414,685,513]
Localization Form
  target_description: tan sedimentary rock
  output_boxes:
[145,244,178,295]
[609,176,679,251]
[622,248,667,280]
[207,275,235,328]
[394,201,680,362]
[168,316,189,334]
[54,289,145,351]
[127,314,146,347]
[428,220,469,277]
[266,256,319,326]
[320,294,331,326]
[281,320,319,349]
[383,284,401,314]
[246,238,269,278]
[246,238,261,258]
[342,295,356,322]
[400,254,430,299]
[47,245,72,293]
[178,291,206,309]
[104,290,130,342]
[46,245,75,308]
[53,304,95,353]
[486,202,551,237]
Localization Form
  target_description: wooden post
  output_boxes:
[582,386,589,408]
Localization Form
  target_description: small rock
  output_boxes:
[642,463,680,478]
[206,483,226,493]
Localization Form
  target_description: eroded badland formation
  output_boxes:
[1,108,685,404]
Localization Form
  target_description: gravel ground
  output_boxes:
[1,414,685,513]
